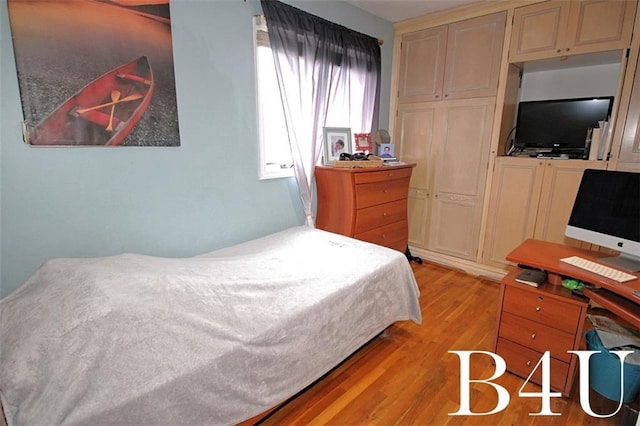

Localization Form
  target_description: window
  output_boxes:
[254,15,293,179]
[253,15,377,179]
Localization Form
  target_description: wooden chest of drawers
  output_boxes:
[315,164,414,252]
[494,269,588,397]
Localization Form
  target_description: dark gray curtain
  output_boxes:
[261,0,381,226]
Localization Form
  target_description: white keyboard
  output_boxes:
[560,256,637,283]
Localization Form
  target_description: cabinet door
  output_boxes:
[482,157,545,269]
[534,160,607,246]
[428,98,495,260]
[509,1,569,62]
[618,52,640,168]
[395,103,437,248]
[397,26,447,103]
[443,12,506,100]
[566,0,637,56]
[510,0,636,62]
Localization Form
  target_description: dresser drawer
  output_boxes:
[503,285,582,334]
[355,220,407,250]
[354,167,412,184]
[498,312,575,363]
[354,199,407,233]
[355,177,410,208]
[496,338,569,392]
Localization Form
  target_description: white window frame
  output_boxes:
[253,16,294,180]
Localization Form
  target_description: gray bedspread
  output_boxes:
[0,226,421,425]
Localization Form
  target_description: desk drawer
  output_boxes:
[496,338,569,392]
[503,285,581,334]
[499,312,575,363]
[355,199,407,233]
[355,177,410,208]
[355,220,407,249]
[354,167,412,184]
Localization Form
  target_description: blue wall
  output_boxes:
[0,0,394,297]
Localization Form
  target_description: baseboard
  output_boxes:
[407,246,508,282]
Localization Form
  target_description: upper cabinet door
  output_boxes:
[509,1,570,62]
[618,55,640,168]
[510,0,637,63]
[397,26,447,103]
[397,11,506,104]
[566,0,637,56]
[443,12,507,100]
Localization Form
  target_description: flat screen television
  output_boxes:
[566,169,640,272]
[514,97,614,155]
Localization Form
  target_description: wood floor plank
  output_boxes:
[259,261,632,425]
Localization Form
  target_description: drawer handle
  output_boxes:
[382,212,388,217]
[535,306,541,312]
[526,360,531,367]
[531,333,536,340]
[537,296,544,302]
[381,234,386,239]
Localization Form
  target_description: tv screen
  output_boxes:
[515,97,614,152]
[566,169,640,271]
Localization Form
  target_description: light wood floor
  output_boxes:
[260,261,634,425]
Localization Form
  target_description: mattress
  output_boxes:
[0,226,421,425]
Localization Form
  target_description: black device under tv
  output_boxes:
[513,96,614,158]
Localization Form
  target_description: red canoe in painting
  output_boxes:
[28,56,154,146]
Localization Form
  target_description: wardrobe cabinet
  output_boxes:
[397,12,506,103]
[392,0,639,273]
[396,97,495,260]
[509,0,637,63]
[482,157,607,269]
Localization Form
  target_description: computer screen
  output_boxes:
[515,97,614,153]
[566,169,640,271]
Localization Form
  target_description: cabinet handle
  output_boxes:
[565,47,570,52]
[535,306,541,312]
[531,333,536,340]
[557,49,562,53]
[382,212,388,217]
[526,360,531,367]
[537,296,544,302]
[381,234,386,239]
[444,94,449,98]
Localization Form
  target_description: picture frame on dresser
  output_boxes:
[378,143,395,158]
[323,127,352,165]
[354,133,372,152]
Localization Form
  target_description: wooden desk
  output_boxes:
[495,268,589,397]
[506,239,640,328]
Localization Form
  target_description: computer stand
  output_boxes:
[405,246,422,264]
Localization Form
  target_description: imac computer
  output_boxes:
[566,169,640,272]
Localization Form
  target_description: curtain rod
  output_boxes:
[251,11,384,45]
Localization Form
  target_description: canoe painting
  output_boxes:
[27,56,154,146]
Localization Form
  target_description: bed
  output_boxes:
[0,226,421,425]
